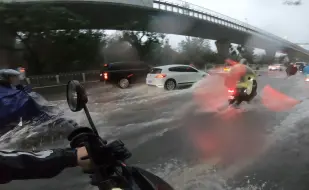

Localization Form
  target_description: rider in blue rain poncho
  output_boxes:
[303,64,309,81]
[0,69,45,130]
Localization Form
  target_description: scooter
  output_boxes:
[65,80,174,190]
[227,79,257,106]
[227,88,247,106]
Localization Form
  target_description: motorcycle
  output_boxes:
[227,88,246,105]
[65,80,174,190]
[227,79,257,106]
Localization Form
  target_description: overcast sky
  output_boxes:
[107,0,309,52]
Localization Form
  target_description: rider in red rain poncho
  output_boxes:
[286,62,298,77]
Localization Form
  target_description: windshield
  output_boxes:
[149,68,162,74]
[1,1,308,190]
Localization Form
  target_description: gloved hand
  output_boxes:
[16,84,32,93]
[23,85,32,93]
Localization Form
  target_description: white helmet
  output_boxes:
[0,69,20,81]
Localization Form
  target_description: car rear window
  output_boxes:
[150,68,162,74]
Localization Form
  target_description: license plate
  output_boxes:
[228,96,235,99]
[148,80,152,83]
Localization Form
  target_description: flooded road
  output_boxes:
[2,71,309,190]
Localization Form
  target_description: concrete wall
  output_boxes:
[102,0,153,7]
[2,0,154,7]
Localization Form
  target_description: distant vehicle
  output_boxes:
[295,62,306,72]
[295,63,307,72]
[146,64,207,90]
[100,61,150,89]
[268,64,284,71]
[295,62,306,67]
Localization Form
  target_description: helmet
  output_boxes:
[239,58,248,65]
[0,69,21,81]
[225,58,238,66]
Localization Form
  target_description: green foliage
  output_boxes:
[101,31,166,66]
[178,37,216,68]
[25,29,105,74]
[0,3,88,32]
[236,45,254,64]
[119,31,166,61]
[0,3,104,75]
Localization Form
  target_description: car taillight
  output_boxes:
[103,72,108,80]
[155,74,166,78]
[306,78,309,81]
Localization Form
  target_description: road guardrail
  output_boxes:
[26,70,100,88]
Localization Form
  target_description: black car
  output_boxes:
[100,61,150,88]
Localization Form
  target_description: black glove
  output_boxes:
[16,84,32,93]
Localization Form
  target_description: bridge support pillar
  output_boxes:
[215,39,230,64]
[285,48,297,62]
[264,49,277,64]
[0,28,17,69]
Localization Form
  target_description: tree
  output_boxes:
[178,37,216,68]
[101,31,166,66]
[158,39,179,66]
[0,3,105,74]
[237,45,255,64]
[119,31,166,62]
[104,40,139,63]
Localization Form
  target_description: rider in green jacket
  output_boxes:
[225,58,258,106]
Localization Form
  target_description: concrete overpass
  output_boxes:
[1,0,309,68]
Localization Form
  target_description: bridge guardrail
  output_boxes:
[153,0,308,54]
[26,70,100,88]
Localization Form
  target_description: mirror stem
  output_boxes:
[84,105,99,135]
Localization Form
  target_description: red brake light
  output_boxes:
[104,64,108,67]
[103,72,108,80]
[228,89,236,96]
[155,74,166,78]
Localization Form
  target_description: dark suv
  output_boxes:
[100,61,150,88]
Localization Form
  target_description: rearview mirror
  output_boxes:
[66,80,88,112]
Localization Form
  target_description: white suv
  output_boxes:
[146,65,207,90]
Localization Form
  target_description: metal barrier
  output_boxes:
[153,0,309,54]
[26,70,100,88]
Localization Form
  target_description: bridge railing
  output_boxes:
[153,0,307,53]
[26,70,100,88]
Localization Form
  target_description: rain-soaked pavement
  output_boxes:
[2,71,309,190]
